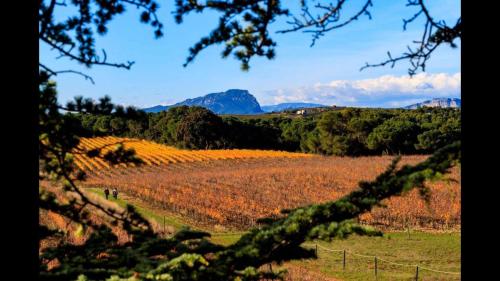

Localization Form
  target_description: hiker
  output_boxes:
[104,188,110,200]
[112,188,118,199]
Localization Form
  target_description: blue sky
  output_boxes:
[40,0,461,108]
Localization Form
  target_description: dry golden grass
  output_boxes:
[83,155,460,231]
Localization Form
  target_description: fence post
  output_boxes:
[374,256,378,280]
[315,244,318,256]
[415,266,419,281]
[343,250,346,271]
[163,216,165,235]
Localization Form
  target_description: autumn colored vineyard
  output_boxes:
[78,137,460,231]
[73,136,312,173]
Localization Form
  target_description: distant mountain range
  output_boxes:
[142,90,328,115]
[261,103,327,112]
[403,98,461,109]
[142,90,460,114]
[143,89,263,114]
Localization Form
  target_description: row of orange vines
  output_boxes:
[74,136,312,174]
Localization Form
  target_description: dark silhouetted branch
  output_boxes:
[361,0,461,75]
[278,0,373,47]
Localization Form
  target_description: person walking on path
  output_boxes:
[104,188,110,200]
[112,188,118,200]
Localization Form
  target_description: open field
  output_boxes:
[289,231,460,281]
[83,153,460,231]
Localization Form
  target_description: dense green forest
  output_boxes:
[67,105,460,156]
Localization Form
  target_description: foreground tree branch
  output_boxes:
[360,0,461,75]
[174,0,460,75]
[278,0,374,47]
[39,0,164,78]
[40,1,460,78]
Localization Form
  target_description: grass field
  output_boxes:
[294,232,460,281]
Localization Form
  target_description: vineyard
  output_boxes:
[43,136,460,280]
[78,138,460,231]
[73,136,312,173]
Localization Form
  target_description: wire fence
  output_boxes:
[303,243,460,280]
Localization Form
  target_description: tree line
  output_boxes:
[66,104,460,156]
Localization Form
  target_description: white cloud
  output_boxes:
[258,72,461,108]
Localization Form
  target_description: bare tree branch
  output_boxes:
[361,0,461,76]
[40,63,95,84]
[41,36,136,70]
[39,0,163,82]
[174,0,459,75]
[278,0,373,47]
